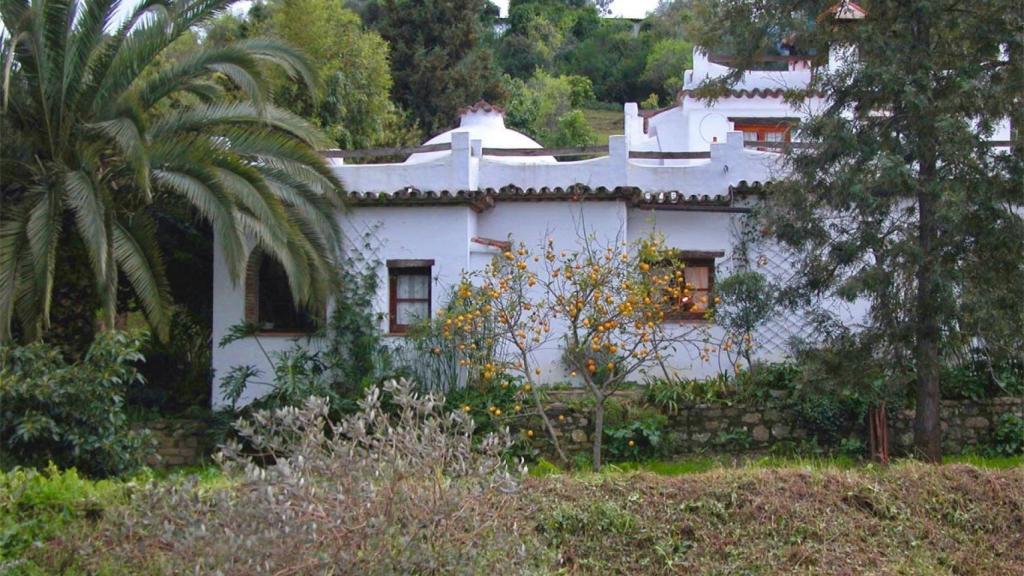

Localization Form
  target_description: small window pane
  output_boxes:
[684,265,710,290]
[743,131,759,141]
[396,301,429,325]
[765,131,785,142]
[397,274,429,299]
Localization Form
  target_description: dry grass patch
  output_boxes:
[522,463,1024,575]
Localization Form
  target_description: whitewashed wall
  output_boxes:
[211,46,1007,407]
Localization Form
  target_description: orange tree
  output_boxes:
[442,233,709,470]
[442,244,566,462]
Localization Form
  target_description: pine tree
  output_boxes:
[377,0,505,133]
[689,0,1023,461]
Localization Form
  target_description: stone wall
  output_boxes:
[137,419,213,468]
[535,393,1023,458]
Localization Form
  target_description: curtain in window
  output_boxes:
[684,265,710,311]
[395,274,430,324]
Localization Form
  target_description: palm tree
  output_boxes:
[0,0,343,342]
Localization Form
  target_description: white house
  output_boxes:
[214,32,1020,406]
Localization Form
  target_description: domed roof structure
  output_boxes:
[404,101,555,164]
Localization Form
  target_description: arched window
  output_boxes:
[244,249,317,334]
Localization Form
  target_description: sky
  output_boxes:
[492,0,661,19]
[96,0,664,34]
[0,0,662,38]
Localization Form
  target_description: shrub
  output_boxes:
[551,109,596,148]
[640,93,660,109]
[988,413,1024,457]
[941,353,1024,401]
[788,334,908,447]
[604,417,666,461]
[733,362,801,399]
[444,374,525,433]
[644,373,737,412]
[0,465,125,562]
[218,327,344,413]
[64,379,546,574]
[397,313,464,393]
[711,271,778,372]
[0,332,152,477]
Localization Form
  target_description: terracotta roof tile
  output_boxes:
[456,100,505,117]
[342,182,769,212]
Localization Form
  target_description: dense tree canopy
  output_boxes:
[493,1,695,105]
[497,0,600,78]
[688,0,1023,460]
[260,0,418,149]
[376,0,505,133]
[502,70,595,146]
[0,0,344,342]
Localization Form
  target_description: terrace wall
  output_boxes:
[535,394,1023,458]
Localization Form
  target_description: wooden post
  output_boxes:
[868,402,889,465]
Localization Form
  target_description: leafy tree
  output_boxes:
[0,0,344,343]
[502,70,595,146]
[551,109,596,147]
[377,0,505,133]
[565,19,656,103]
[263,0,419,149]
[688,0,1023,461]
[498,0,601,78]
[642,37,693,99]
[444,233,708,470]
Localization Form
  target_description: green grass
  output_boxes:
[582,107,623,146]
[149,464,223,482]
[529,453,1021,478]
[944,453,1024,469]
[606,458,719,475]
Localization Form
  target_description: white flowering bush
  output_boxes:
[66,379,547,575]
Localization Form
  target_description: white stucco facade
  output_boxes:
[211,48,907,407]
[211,132,799,406]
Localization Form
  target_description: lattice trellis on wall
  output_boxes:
[723,220,820,359]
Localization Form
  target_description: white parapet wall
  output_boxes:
[332,131,780,196]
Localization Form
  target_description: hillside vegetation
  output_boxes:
[525,463,1024,575]
[6,462,1022,575]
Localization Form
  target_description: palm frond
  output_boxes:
[148,102,330,149]
[234,38,319,95]
[0,206,30,341]
[152,167,246,282]
[113,214,172,339]
[24,180,63,329]
[63,168,109,284]
[131,44,265,111]
[89,0,234,115]
[87,112,151,199]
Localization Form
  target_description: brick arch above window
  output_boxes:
[244,248,263,325]
[244,248,319,334]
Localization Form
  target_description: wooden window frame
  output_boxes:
[388,260,434,335]
[245,249,323,336]
[654,250,723,323]
[733,119,793,151]
[676,257,716,321]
